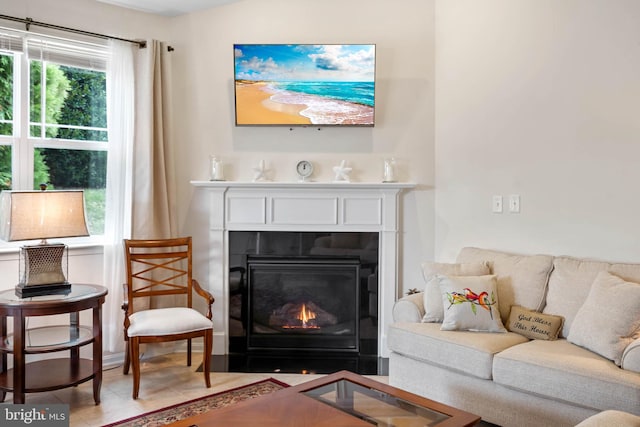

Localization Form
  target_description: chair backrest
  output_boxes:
[124,237,194,315]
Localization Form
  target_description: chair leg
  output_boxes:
[123,339,130,375]
[187,338,192,366]
[130,337,141,399]
[203,330,212,388]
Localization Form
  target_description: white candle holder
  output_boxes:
[383,158,396,183]
[209,156,225,181]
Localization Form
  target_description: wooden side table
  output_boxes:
[0,284,108,404]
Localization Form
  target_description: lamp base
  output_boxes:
[20,243,68,286]
[15,282,71,298]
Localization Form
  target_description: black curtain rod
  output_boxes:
[0,14,148,49]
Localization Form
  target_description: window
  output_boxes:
[0,52,13,188]
[0,31,108,235]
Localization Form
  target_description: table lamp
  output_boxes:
[0,189,89,297]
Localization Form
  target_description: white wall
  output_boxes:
[435,0,640,263]
[172,0,437,294]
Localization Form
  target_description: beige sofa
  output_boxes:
[388,247,640,427]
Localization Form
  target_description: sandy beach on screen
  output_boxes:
[235,82,311,125]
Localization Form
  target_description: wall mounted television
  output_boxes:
[234,44,376,127]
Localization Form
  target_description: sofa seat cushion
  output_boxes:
[456,247,554,323]
[493,339,640,415]
[388,322,528,380]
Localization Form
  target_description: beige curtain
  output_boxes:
[130,41,180,355]
[133,40,177,239]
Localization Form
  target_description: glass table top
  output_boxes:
[303,379,450,426]
[0,284,105,304]
[4,325,93,350]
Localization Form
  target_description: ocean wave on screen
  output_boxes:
[269,89,373,125]
[277,81,374,107]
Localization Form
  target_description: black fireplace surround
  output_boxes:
[228,231,379,368]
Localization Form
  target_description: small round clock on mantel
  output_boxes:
[296,160,314,181]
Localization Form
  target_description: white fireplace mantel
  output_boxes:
[191,180,415,357]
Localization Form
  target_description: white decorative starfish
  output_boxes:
[252,159,271,182]
[333,160,352,182]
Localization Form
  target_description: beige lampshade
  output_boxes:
[0,190,90,242]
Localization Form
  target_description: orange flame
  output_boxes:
[298,303,316,327]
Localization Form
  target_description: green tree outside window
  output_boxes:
[0,52,106,234]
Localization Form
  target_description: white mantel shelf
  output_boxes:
[191,180,416,190]
[191,180,415,358]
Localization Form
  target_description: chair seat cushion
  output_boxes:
[128,307,213,337]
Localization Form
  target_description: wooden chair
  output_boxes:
[121,237,214,399]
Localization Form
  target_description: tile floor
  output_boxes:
[2,353,388,427]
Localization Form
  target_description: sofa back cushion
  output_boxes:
[457,247,554,323]
[545,256,640,337]
[543,257,608,337]
[567,271,640,365]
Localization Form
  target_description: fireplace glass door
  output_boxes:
[247,256,360,352]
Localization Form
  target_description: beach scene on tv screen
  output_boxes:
[234,44,375,126]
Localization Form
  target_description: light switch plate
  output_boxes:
[509,194,520,213]
[492,195,503,213]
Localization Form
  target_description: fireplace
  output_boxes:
[190,180,414,360]
[246,256,360,352]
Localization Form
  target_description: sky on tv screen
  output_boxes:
[234,44,375,126]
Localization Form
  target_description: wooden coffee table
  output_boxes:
[169,370,480,426]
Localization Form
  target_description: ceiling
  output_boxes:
[96,0,239,16]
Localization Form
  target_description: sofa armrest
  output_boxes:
[621,337,640,373]
[392,292,425,323]
[575,410,640,427]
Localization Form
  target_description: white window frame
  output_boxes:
[0,29,110,248]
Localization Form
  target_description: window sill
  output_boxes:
[0,237,105,257]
